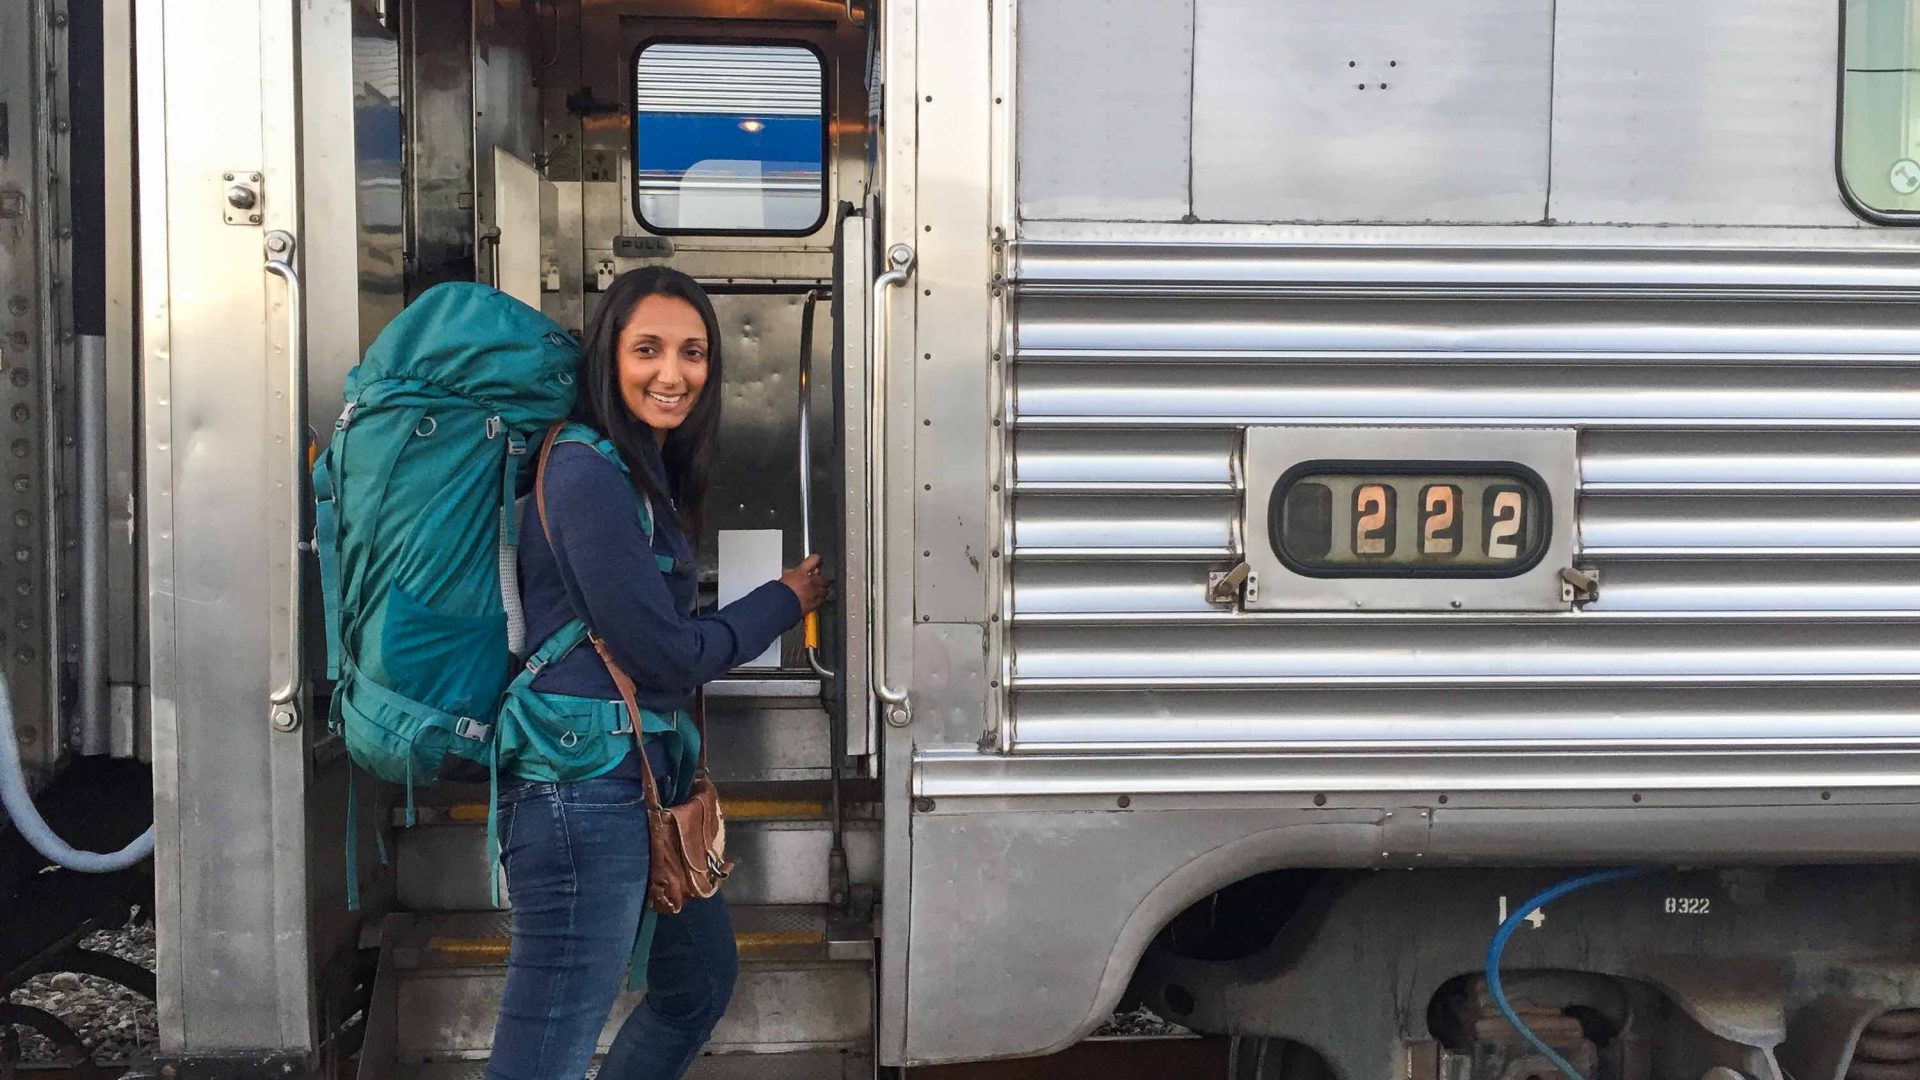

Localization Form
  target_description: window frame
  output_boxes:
[1836,0,1920,224]
[627,35,833,238]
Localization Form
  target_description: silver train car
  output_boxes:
[6,1,1920,1078]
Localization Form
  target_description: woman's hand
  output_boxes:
[780,554,830,614]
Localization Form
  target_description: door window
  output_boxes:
[631,41,828,235]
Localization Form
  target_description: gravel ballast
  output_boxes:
[8,920,157,1066]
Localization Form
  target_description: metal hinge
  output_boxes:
[989,226,1008,297]
[1560,566,1600,605]
[1207,561,1252,606]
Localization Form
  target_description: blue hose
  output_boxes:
[1485,867,1657,1080]
[0,671,154,872]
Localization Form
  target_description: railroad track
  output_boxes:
[11,1035,1228,1080]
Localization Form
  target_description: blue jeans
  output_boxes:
[485,771,739,1080]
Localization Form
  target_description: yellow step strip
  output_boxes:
[426,928,826,964]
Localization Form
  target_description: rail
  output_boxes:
[264,230,305,732]
[869,243,915,727]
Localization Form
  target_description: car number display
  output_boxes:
[1269,464,1550,577]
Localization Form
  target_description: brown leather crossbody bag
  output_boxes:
[535,424,733,915]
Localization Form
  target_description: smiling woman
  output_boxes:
[484,266,829,1080]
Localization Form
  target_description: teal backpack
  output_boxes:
[312,283,578,905]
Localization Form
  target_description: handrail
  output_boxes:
[797,289,834,680]
[265,230,306,732]
[869,243,915,727]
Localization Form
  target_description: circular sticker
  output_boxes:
[1892,159,1920,195]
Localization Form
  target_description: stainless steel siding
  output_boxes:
[1007,243,1920,751]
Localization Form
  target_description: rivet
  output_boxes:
[11,476,27,493]
[1313,793,1327,806]
[16,725,34,745]
[223,173,234,181]
[1117,795,1132,809]
[15,646,31,663]
[914,797,935,812]
[12,440,31,458]
[16,548,32,564]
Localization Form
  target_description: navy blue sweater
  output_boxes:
[519,439,801,778]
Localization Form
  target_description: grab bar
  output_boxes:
[869,244,915,727]
[265,230,306,733]
[797,289,834,680]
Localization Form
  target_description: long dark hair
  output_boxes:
[573,266,723,535]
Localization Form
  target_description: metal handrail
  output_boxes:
[869,243,915,727]
[264,231,306,732]
[797,289,835,680]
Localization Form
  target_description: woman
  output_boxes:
[487,266,829,1080]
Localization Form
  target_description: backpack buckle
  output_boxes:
[485,416,504,439]
[507,432,527,456]
[454,716,491,742]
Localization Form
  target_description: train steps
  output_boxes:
[354,677,877,1080]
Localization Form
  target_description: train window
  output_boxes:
[631,41,828,235]
[1840,0,1920,221]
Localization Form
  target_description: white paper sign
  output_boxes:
[718,529,785,669]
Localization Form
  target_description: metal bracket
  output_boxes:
[1207,561,1252,606]
[1560,566,1600,605]
[222,170,262,226]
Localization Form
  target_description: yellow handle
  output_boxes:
[804,611,819,649]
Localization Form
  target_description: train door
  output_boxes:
[282,3,895,1077]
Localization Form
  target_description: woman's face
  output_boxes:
[617,292,710,438]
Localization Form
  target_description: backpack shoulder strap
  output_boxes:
[545,422,655,541]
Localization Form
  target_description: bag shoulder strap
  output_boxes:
[535,423,670,810]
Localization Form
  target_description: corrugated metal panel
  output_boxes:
[1006,242,1920,751]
